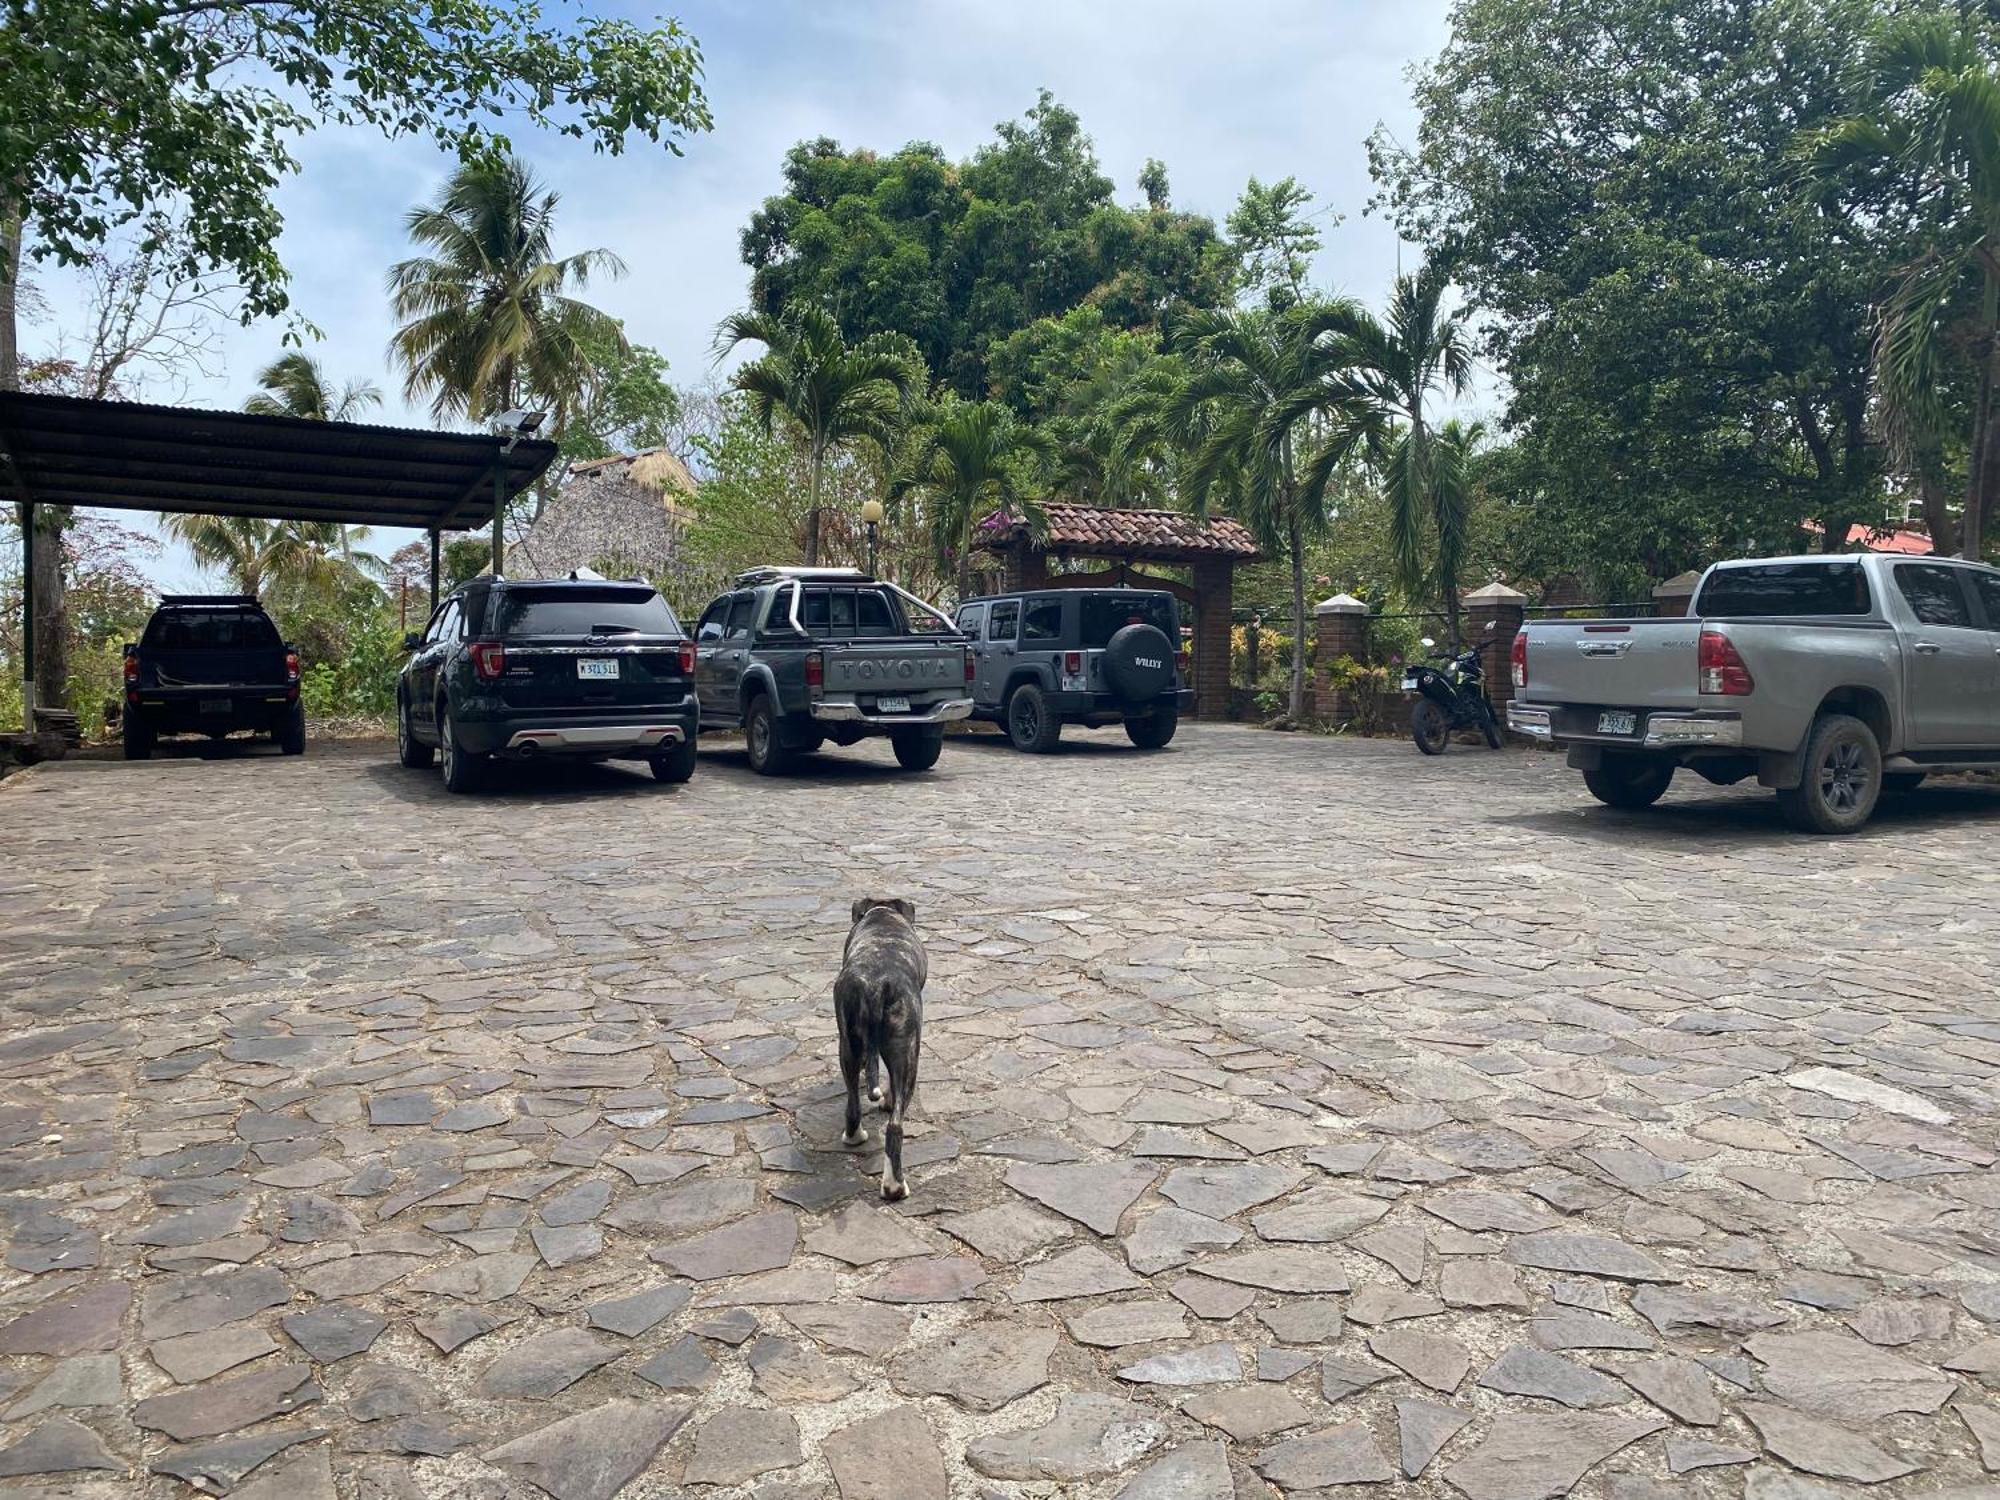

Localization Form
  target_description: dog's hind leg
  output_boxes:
[838,1036,866,1148]
[878,1034,918,1200]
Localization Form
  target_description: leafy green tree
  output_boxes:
[740,93,1235,395]
[160,514,380,598]
[1372,0,1889,592]
[1814,8,2000,558]
[0,0,708,377]
[890,398,1051,596]
[243,352,382,422]
[556,323,680,464]
[389,156,628,433]
[715,302,921,564]
[1228,177,1326,310]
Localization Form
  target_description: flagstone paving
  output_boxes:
[2,727,2000,1497]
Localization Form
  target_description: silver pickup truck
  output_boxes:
[1506,553,2000,833]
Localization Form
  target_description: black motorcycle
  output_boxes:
[1403,635,1502,755]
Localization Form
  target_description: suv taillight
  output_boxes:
[1510,631,1527,688]
[1064,651,1082,675]
[965,649,976,684]
[284,649,300,682]
[470,640,506,681]
[677,640,696,675]
[1698,628,1753,696]
[805,650,824,693]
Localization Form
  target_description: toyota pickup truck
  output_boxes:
[691,567,972,775]
[1506,553,2000,833]
[122,594,303,760]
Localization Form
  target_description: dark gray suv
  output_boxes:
[956,587,1192,752]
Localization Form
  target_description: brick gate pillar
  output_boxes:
[1312,594,1369,723]
[1191,558,1234,720]
[1462,580,1527,718]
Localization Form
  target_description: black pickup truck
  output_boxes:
[692,567,971,774]
[122,595,304,760]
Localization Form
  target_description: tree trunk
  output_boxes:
[804,445,822,565]
[1287,515,1306,723]
[1918,454,1959,556]
[0,195,20,391]
[1442,584,1463,651]
[30,512,67,711]
[1964,272,1999,560]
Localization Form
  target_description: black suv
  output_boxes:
[956,587,1192,752]
[122,595,303,759]
[396,576,698,793]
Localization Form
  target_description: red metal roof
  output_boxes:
[1801,521,1935,556]
[980,503,1261,561]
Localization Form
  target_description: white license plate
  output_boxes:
[1400,676,1419,692]
[198,697,231,714]
[577,659,619,680]
[1597,710,1638,735]
[876,696,911,713]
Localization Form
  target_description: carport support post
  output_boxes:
[17,498,34,732]
[490,460,505,577]
[427,529,440,613]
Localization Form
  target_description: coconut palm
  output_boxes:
[244,352,382,422]
[891,398,1051,595]
[715,302,920,564]
[1814,13,2000,558]
[388,155,627,426]
[160,515,381,597]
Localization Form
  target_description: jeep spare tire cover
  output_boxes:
[1103,622,1175,703]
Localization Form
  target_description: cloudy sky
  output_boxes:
[30,0,1454,587]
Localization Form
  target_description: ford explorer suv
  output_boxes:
[692,567,970,775]
[956,587,1192,752]
[1507,553,2000,833]
[122,595,303,760]
[396,576,698,793]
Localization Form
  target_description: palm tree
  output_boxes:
[1309,262,1476,644]
[244,352,382,422]
[1814,13,2000,558]
[891,399,1051,595]
[715,303,919,564]
[1116,303,1361,722]
[160,515,381,597]
[388,155,627,426]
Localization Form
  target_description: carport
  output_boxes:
[0,390,557,732]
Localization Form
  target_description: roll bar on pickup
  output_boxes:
[769,577,961,635]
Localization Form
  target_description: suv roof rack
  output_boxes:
[734,565,875,585]
[157,593,260,606]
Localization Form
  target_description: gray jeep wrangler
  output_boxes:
[956,587,1193,752]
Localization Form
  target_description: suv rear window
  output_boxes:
[800,587,904,637]
[143,609,282,651]
[1694,563,1872,618]
[1080,593,1179,647]
[485,586,679,637]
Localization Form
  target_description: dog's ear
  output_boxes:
[850,897,874,925]
[891,898,916,923]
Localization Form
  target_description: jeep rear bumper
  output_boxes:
[1044,688,1194,718]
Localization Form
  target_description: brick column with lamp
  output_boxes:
[1190,558,1234,719]
[1312,594,1369,723]
[1461,580,1527,719]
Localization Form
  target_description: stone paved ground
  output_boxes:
[3,726,2000,1500]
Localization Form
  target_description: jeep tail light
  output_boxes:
[677,640,696,675]
[964,649,976,684]
[805,650,824,693]
[123,650,139,684]
[470,640,506,681]
[284,649,300,682]
[1510,631,1527,688]
[1175,649,1190,675]
[1697,628,1753,696]
[1064,651,1082,675]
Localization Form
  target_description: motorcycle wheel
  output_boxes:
[1478,700,1502,750]
[1411,699,1450,755]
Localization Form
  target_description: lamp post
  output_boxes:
[860,498,885,577]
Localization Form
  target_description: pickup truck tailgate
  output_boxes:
[1519,619,1703,710]
[822,641,967,697]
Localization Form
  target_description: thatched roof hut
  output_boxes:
[511,448,697,585]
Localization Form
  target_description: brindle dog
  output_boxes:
[834,896,925,1200]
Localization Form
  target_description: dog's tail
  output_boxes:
[866,976,919,1108]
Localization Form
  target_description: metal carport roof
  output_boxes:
[0,389,557,530]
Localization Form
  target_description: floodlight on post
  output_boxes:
[491,411,546,576]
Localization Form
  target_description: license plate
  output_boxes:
[198,697,230,714]
[1597,710,1638,735]
[577,659,619,680]
[876,696,910,713]
[1400,676,1419,692]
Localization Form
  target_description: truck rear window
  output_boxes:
[1695,563,1872,617]
[142,610,281,651]
[486,587,679,637]
[799,587,905,637]
[1080,593,1179,647]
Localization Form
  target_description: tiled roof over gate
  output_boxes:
[980,503,1261,561]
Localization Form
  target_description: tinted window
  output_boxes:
[487,587,679,637]
[1080,593,1178,647]
[1694,563,1873,618]
[695,600,727,644]
[143,609,282,651]
[1975,572,2000,630]
[1023,598,1063,642]
[723,594,756,639]
[987,600,1020,641]
[955,604,986,636]
[800,587,904,637]
[1895,564,1974,627]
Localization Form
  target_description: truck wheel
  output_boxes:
[1777,713,1880,834]
[651,737,698,784]
[1006,683,1062,753]
[397,691,433,768]
[123,715,153,761]
[745,696,793,776]
[279,701,307,756]
[1411,699,1450,755]
[1125,704,1178,750]
[1583,756,1675,810]
[438,704,485,794]
[891,728,943,770]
